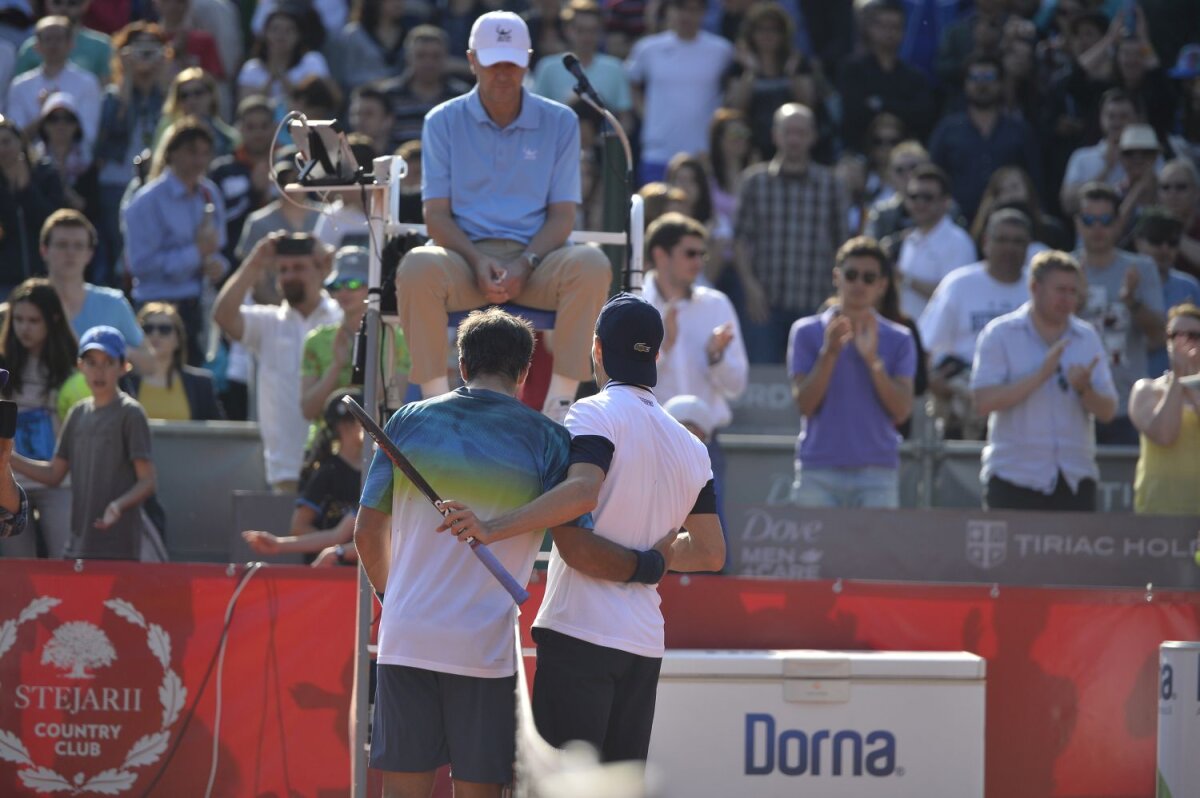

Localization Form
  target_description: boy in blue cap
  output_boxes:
[12,326,157,560]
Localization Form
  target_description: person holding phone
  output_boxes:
[213,232,342,492]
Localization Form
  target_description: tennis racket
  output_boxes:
[341,396,530,605]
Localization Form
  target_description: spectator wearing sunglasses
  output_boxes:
[300,247,410,447]
[788,237,915,509]
[928,54,1041,222]
[1073,181,1165,445]
[1129,302,1200,515]
[971,251,1117,511]
[893,163,977,320]
[1156,159,1200,279]
[1133,208,1200,377]
[1123,302,1200,513]
[126,302,223,420]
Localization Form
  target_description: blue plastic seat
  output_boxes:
[447,303,557,330]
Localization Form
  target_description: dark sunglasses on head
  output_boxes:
[1079,212,1115,227]
[142,323,174,336]
[907,191,937,203]
[1169,330,1200,342]
[328,278,366,291]
[841,268,880,285]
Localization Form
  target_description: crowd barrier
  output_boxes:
[2,562,1195,798]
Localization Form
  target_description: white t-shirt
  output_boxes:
[897,215,978,320]
[625,31,733,164]
[6,63,102,147]
[239,294,342,483]
[237,51,330,103]
[534,384,712,658]
[313,201,369,249]
[919,261,1030,366]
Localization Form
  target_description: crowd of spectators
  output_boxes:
[0,0,1198,559]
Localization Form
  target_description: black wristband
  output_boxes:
[627,548,666,584]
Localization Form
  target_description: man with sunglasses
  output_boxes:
[789,236,915,509]
[894,163,976,320]
[1156,159,1200,278]
[300,246,410,444]
[1073,181,1165,445]
[641,213,746,565]
[972,251,1117,511]
[1133,209,1200,377]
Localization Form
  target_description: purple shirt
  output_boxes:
[787,308,917,468]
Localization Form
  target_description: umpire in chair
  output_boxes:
[393,10,612,422]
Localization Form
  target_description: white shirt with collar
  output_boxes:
[970,303,1117,494]
[897,214,978,320]
[642,273,748,429]
[239,292,342,484]
[6,62,101,147]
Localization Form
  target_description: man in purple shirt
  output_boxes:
[787,236,917,508]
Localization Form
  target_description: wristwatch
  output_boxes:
[334,544,347,564]
[523,251,542,269]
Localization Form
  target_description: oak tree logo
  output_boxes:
[42,622,116,680]
[0,597,186,795]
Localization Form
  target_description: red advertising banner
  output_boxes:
[2,562,1196,798]
[0,560,355,797]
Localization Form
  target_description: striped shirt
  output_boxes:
[734,161,849,314]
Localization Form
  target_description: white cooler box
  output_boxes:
[647,649,985,798]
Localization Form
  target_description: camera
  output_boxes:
[276,234,316,257]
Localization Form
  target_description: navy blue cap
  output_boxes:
[595,292,663,388]
[78,326,126,361]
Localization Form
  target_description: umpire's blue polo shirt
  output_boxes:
[421,86,582,244]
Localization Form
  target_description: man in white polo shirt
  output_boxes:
[440,292,725,764]
[393,11,611,421]
[895,163,977,319]
[213,232,342,492]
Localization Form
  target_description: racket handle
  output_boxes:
[469,539,530,605]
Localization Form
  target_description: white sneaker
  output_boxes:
[542,395,573,424]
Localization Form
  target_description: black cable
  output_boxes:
[138,564,260,798]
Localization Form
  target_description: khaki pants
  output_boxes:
[395,240,612,383]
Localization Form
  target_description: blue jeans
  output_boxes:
[790,465,900,509]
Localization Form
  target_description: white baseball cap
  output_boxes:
[663,395,715,439]
[469,11,531,68]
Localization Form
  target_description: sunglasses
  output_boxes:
[680,247,707,260]
[1160,182,1192,193]
[179,86,210,100]
[907,191,938,203]
[327,278,366,291]
[44,113,76,124]
[1079,212,1115,227]
[142,323,174,336]
[1169,330,1200,342]
[841,268,880,285]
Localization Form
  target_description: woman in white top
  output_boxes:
[237,5,331,104]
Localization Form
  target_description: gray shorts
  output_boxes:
[370,664,517,784]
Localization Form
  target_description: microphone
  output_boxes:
[562,53,606,108]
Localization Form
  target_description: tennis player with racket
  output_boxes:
[439,293,726,765]
[353,309,587,798]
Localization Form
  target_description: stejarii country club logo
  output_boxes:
[0,597,186,794]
